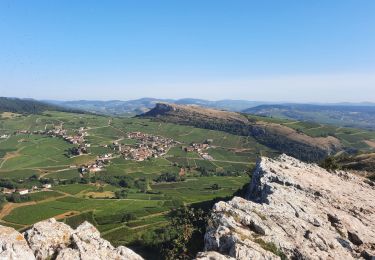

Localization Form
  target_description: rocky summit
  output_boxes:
[198,154,375,260]
[0,218,143,260]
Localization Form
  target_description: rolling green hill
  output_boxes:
[243,104,375,130]
[0,97,84,115]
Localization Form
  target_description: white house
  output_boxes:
[18,189,29,195]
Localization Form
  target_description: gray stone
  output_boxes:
[0,225,35,260]
[0,218,144,260]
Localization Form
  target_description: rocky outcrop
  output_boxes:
[200,154,375,259]
[141,103,342,162]
[0,225,35,260]
[0,218,143,260]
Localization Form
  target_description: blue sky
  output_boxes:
[0,0,374,102]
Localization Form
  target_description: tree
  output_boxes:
[135,178,151,193]
[320,156,340,171]
[161,207,209,259]
[8,193,30,203]
[154,172,185,183]
[121,213,136,222]
[115,189,128,199]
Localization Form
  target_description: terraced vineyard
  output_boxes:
[0,111,257,256]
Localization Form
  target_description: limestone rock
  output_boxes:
[69,221,143,260]
[0,225,35,260]
[196,251,236,260]
[55,248,80,260]
[199,154,375,259]
[0,218,143,260]
[24,218,73,259]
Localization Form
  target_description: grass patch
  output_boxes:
[254,238,287,259]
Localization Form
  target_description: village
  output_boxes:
[184,139,214,160]
[2,126,214,197]
[14,125,91,156]
[121,132,177,161]
[2,183,52,196]
[79,153,113,174]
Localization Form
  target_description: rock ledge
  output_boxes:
[198,154,375,260]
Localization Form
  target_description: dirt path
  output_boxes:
[189,157,251,165]
[179,129,195,137]
[130,221,167,230]
[102,211,169,235]
[306,125,324,131]
[350,131,367,136]
[0,201,36,219]
[364,140,375,148]
[54,211,80,220]
[0,146,25,169]
[282,121,299,125]
[0,191,68,220]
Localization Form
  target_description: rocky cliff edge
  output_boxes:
[197,154,375,260]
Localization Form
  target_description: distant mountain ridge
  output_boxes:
[243,104,375,130]
[46,98,264,116]
[0,97,84,115]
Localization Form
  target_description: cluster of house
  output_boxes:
[15,130,31,135]
[46,128,88,145]
[121,132,176,161]
[0,134,9,139]
[184,139,214,160]
[70,143,91,156]
[2,183,52,195]
[79,153,112,174]
[17,126,92,157]
[16,126,89,145]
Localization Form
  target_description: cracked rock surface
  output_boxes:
[0,218,143,260]
[198,154,375,259]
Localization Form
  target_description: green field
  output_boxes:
[1,110,374,257]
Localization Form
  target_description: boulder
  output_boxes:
[0,218,144,260]
[0,225,35,260]
[24,218,73,259]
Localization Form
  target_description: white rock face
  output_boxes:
[0,225,35,260]
[24,218,73,259]
[0,218,143,260]
[200,154,375,259]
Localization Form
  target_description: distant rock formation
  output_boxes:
[0,218,143,260]
[141,103,342,162]
[197,154,375,259]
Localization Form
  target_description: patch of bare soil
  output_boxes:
[54,211,80,220]
[0,202,36,219]
[0,148,24,169]
[85,191,115,198]
[364,140,375,148]
[1,112,21,119]
[258,122,342,150]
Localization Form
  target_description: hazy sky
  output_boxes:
[0,0,374,102]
